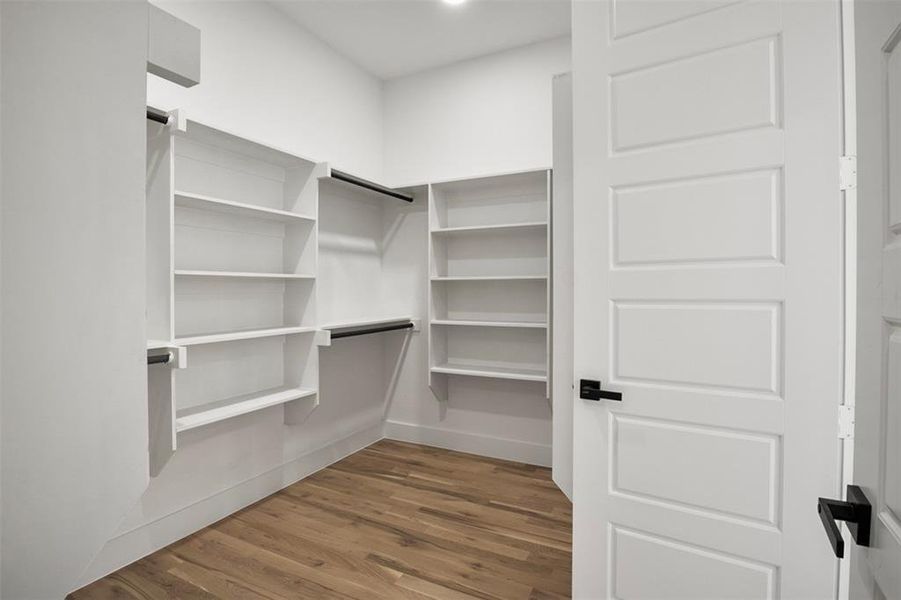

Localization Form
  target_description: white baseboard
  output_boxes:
[383,420,551,467]
[75,422,384,590]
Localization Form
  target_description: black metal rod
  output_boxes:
[331,322,414,340]
[147,353,171,365]
[331,169,414,203]
[146,108,169,124]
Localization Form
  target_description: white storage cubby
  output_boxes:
[428,169,552,398]
[146,116,325,475]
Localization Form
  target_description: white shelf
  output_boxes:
[431,221,548,235]
[431,275,547,282]
[431,363,547,383]
[175,270,315,280]
[321,315,413,330]
[174,325,317,346]
[175,191,315,224]
[431,319,547,329]
[176,386,317,433]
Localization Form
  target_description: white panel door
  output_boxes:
[572,2,845,598]
[850,1,901,598]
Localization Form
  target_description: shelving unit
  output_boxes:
[145,117,326,474]
[144,113,553,479]
[427,170,552,397]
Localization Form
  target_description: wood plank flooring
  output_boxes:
[69,440,572,600]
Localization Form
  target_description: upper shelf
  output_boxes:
[174,191,315,223]
[431,222,548,235]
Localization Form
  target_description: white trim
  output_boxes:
[74,423,384,591]
[383,420,551,467]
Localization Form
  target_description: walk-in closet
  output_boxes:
[4,1,890,598]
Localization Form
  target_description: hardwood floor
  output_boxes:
[69,440,572,600]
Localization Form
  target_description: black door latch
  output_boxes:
[579,379,622,401]
[818,485,871,558]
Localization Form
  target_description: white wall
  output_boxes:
[148,1,384,182]
[1,3,150,598]
[383,36,571,186]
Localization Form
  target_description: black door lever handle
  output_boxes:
[580,379,622,401]
[817,485,871,558]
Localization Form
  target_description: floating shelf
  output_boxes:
[431,275,548,282]
[174,325,317,346]
[176,386,317,432]
[431,221,548,235]
[431,363,547,383]
[431,319,547,329]
[175,270,315,280]
[175,191,315,223]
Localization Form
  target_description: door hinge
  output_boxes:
[838,404,855,439]
[840,155,857,191]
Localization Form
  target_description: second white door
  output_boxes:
[572,1,846,597]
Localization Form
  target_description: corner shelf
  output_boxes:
[431,363,547,383]
[174,325,317,346]
[431,319,547,329]
[431,221,547,235]
[175,191,316,223]
[175,386,317,432]
[175,270,315,280]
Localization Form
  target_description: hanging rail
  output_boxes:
[147,353,172,365]
[330,169,414,203]
[146,107,170,125]
[331,322,414,340]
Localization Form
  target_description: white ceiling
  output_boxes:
[270,0,571,80]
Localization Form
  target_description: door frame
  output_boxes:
[839,0,858,598]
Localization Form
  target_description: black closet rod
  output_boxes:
[331,322,414,340]
[147,353,171,365]
[146,108,169,125]
[331,169,414,203]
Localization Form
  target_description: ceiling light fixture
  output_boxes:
[443,0,467,6]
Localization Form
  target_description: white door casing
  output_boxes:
[553,72,575,500]
[850,1,901,597]
[572,2,845,598]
